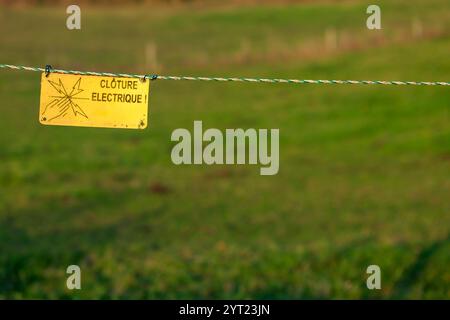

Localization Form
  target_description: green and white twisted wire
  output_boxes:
[1,64,449,86]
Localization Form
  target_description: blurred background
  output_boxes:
[0,0,449,299]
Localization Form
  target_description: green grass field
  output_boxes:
[0,0,449,299]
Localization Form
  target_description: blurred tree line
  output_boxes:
[0,0,304,6]
[0,0,204,5]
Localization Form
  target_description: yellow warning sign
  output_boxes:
[39,73,150,129]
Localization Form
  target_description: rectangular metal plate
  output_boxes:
[39,72,149,129]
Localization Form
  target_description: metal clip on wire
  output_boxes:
[141,74,158,82]
[45,65,52,77]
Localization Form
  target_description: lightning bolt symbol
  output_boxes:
[43,77,88,121]
[69,78,83,97]
[48,79,66,96]
[70,101,88,118]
